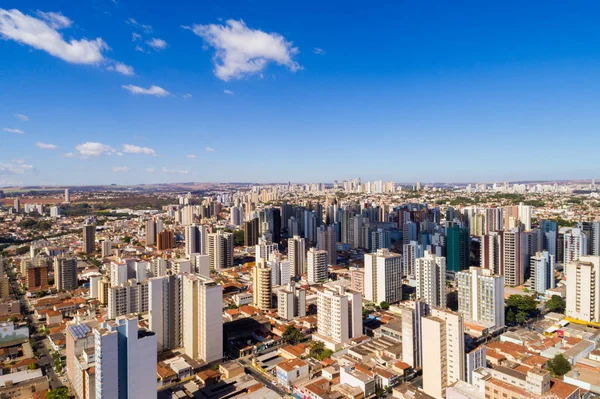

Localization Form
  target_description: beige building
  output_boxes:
[456,267,505,331]
[288,235,306,276]
[182,274,223,363]
[415,251,446,308]
[422,308,464,399]
[207,232,234,270]
[364,249,402,304]
[278,282,306,320]
[253,261,272,310]
[107,279,149,319]
[307,248,328,284]
[566,255,600,323]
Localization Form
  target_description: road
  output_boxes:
[239,358,289,397]
[10,276,64,390]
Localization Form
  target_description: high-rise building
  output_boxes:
[566,255,600,323]
[107,280,149,319]
[307,248,328,284]
[54,256,78,291]
[278,282,306,320]
[207,232,234,270]
[317,225,337,266]
[503,229,526,286]
[253,261,272,310]
[145,219,156,246]
[288,235,306,276]
[403,241,424,277]
[415,252,446,308]
[182,274,223,363]
[157,230,175,251]
[149,258,168,278]
[256,242,278,264]
[244,218,259,247]
[83,223,95,254]
[110,261,128,286]
[401,300,429,368]
[562,227,588,264]
[422,309,465,399]
[456,267,505,331]
[540,219,558,259]
[364,249,402,304]
[529,251,555,294]
[480,232,503,275]
[446,225,470,273]
[101,239,112,257]
[190,253,210,277]
[64,188,70,203]
[66,320,98,399]
[26,262,48,289]
[314,284,362,350]
[148,275,183,351]
[95,317,157,399]
[185,224,207,256]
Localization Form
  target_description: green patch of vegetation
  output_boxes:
[282,325,304,345]
[308,341,333,361]
[505,294,538,325]
[545,295,566,314]
[547,354,571,376]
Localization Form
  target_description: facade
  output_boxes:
[148,275,183,351]
[185,224,207,256]
[253,261,272,310]
[364,249,402,304]
[54,256,78,291]
[145,219,156,246]
[480,231,503,275]
[403,241,424,277]
[456,267,505,331]
[562,227,588,264]
[446,225,470,273]
[207,232,234,270]
[244,218,259,247]
[415,252,446,308]
[26,263,48,289]
[157,230,175,251]
[401,300,429,368]
[83,223,95,254]
[317,225,337,266]
[503,229,525,286]
[95,317,157,399]
[314,284,362,350]
[182,274,223,363]
[288,235,307,276]
[307,248,328,284]
[566,256,600,323]
[278,282,306,320]
[529,251,555,294]
[422,309,465,399]
[107,279,149,319]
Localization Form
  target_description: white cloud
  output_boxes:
[63,152,75,158]
[183,93,192,99]
[162,167,190,175]
[145,168,155,173]
[35,142,58,149]
[112,166,129,172]
[0,161,34,175]
[75,142,115,157]
[187,19,301,81]
[147,38,167,50]
[122,143,156,155]
[132,32,142,41]
[107,62,135,76]
[205,147,215,152]
[224,89,234,95]
[36,11,71,29]
[126,17,152,33]
[313,47,326,55]
[3,128,24,134]
[14,113,29,121]
[187,154,197,158]
[122,84,170,97]
[0,8,109,65]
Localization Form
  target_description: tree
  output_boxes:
[547,354,571,376]
[282,325,303,345]
[379,301,390,311]
[505,294,538,324]
[546,295,566,313]
[233,230,244,246]
[46,387,69,399]
[27,362,39,370]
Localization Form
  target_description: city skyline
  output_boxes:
[4,1,600,186]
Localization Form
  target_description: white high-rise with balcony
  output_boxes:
[456,267,504,331]
[415,252,446,308]
[314,284,362,350]
[566,255,600,323]
[364,249,402,304]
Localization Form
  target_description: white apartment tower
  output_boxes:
[562,227,588,264]
[415,252,446,309]
[207,232,234,270]
[566,255,600,323]
[278,282,306,320]
[364,249,402,304]
[182,274,223,363]
[456,267,505,331]
[314,284,362,350]
[307,248,329,284]
[95,317,157,399]
[422,309,465,399]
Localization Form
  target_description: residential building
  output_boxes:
[415,252,446,308]
[54,256,78,291]
[207,232,234,270]
[317,225,337,266]
[288,235,306,276]
[307,248,328,284]
[253,261,272,310]
[566,256,600,323]
[278,283,306,320]
[364,249,402,304]
[314,284,362,350]
[148,275,183,351]
[456,267,505,332]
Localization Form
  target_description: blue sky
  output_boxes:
[2,1,600,186]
